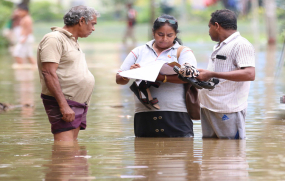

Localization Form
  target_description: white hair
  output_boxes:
[63,5,100,26]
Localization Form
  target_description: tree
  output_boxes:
[0,0,14,49]
[264,0,277,45]
[149,0,155,40]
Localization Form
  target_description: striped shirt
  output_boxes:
[199,32,255,113]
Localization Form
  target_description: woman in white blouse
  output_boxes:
[116,14,197,137]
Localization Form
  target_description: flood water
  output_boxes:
[1,42,285,180]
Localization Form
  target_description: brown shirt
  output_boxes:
[37,27,95,105]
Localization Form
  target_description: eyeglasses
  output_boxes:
[157,17,177,24]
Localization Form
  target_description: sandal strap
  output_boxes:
[149,98,159,105]
[141,98,148,104]
[139,81,161,89]
[138,81,148,90]
[149,82,160,88]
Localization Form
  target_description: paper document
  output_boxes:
[119,61,180,82]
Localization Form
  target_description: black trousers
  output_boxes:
[134,111,194,137]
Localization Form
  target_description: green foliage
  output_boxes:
[0,34,10,50]
[136,4,153,23]
[277,0,285,34]
[0,0,13,50]
[30,1,63,22]
[188,1,224,22]
[0,0,13,29]
[101,0,132,6]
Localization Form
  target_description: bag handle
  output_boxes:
[177,46,186,59]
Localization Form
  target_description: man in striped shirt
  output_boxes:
[197,9,255,139]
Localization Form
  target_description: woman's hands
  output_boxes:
[130,63,141,70]
[116,64,141,85]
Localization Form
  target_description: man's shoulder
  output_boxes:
[235,35,253,47]
[39,31,65,46]
[226,35,254,52]
[43,31,65,40]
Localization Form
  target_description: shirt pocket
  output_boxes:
[214,55,237,72]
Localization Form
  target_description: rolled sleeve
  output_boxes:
[236,43,255,68]
[39,37,62,64]
[178,48,197,68]
[118,48,138,73]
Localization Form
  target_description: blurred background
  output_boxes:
[1,0,285,180]
[0,0,284,47]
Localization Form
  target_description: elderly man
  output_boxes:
[37,6,100,141]
[197,9,255,139]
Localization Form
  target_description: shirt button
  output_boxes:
[161,129,164,132]
[159,116,162,119]
[155,129,159,132]
[153,117,157,120]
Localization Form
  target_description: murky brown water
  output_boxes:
[1,42,285,180]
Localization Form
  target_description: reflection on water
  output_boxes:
[134,138,200,181]
[14,69,35,119]
[200,140,248,180]
[44,142,93,180]
[0,42,285,180]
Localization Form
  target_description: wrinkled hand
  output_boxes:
[130,64,141,70]
[196,69,214,82]
[60,105,75,122]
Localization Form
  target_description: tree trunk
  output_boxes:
[264,0,277,45]
[149,0,155,40]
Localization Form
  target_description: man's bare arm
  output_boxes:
[197,67,255,82]
[41,62,75,122]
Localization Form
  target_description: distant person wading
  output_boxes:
[122,3,137,45]
[12,4,36,68]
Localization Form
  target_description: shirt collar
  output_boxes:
[51,27,75,40]
[214,32,240,50]
[222,31,240,44]
[146,39,181,50]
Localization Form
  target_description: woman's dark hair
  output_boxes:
[153,14,182,45]
[210,9,237,30]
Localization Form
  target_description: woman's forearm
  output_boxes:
[156,74,186,84]
[116,74,130,85]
